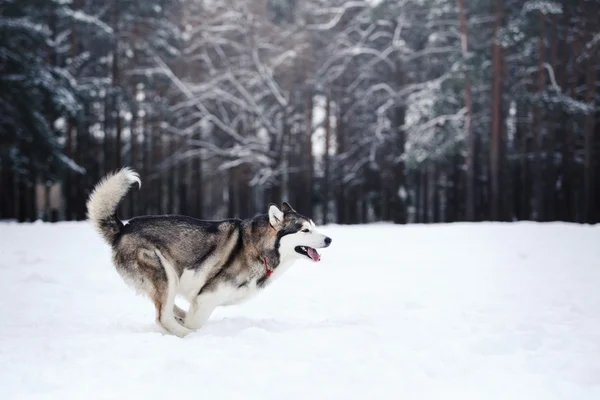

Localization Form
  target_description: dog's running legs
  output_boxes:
[174,305,187,325]
[154,250,192,337]
[173,304,187,321]
[184,295,216,330]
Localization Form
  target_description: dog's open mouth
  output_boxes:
[295,246,321,262]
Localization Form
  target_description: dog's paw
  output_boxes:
[169,324,192,338]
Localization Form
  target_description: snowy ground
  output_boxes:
[1,221,599,399]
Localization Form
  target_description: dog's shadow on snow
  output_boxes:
[191,316,364,337]
[121,317,364,337]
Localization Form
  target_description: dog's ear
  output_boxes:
[268,203,284,227]
[281,202,296,213]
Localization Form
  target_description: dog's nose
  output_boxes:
[324,237,332,247]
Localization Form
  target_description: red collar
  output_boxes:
[263,256,273,277]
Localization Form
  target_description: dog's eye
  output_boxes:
[302,229,309,233]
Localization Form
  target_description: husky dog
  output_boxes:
[86,167,332,337]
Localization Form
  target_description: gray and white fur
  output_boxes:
[86,167,332,337]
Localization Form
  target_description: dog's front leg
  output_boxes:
[184,295,216,330]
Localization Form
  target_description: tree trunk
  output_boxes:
[153,122,163,215]
[565,12,579,221]
[558,10,572,221]
[594,107,600,224]
[194,131,204,219]
[1,158,15,219]
[583,52,596,222]
[143,115,153,215]
[28,170,37,221]
[335,101,347,224]
[458,0,474,221]
[490,0,503,220]
[64,120,74,221]
[514,101,529,220]
[178,135,187,216]
[422,167,429,223]
[476,126,485,221]
[129,21,140,218]
[390,56,407,224]
[413,172,420,223]
[129,106,138,218]
[498,65,509,221]
[431,164,439,223]
[44,183,52,222]
[447,154,462,222]
[237,121,251,219]
[531,12,545,220]
[380,175,390,221]
[103,92,112,174]
[227,167,238,218]
[74,99,89,220]
[168,136,176,213]
[17,177,27,222]
[323,87,331,225]
[112,0,122,168]
[304,86,314,217]
[360,177,368,223]
[62,1,79,221]
[545,14,558,222]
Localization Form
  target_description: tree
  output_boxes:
[2,0,599,224]
[0,0,90,221]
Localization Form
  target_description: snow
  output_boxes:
[1,221,599,399]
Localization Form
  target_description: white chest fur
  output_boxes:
[218,258,297,306]
[177,258,297,306]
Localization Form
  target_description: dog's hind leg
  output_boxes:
[153,250,192,338]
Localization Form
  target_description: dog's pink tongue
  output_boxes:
[307,247,320,262]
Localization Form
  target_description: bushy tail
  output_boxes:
[86,167,141,244]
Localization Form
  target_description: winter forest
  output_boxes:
[1,0,599,225]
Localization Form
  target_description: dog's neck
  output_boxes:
[262,256,273,277]
[260,249,280,271]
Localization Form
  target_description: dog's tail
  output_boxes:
[86,167,141,244]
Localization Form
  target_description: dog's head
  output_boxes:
[268,202,332,263]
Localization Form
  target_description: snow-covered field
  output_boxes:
[1,221,599,399]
